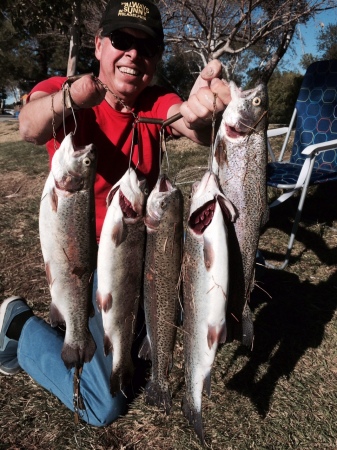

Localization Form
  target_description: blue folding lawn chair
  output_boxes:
[266,59,337,269]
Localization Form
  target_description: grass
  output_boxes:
[1,134,337,449]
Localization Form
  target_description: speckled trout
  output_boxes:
[96,168,148,396]
[138,174,184,414]
[39,132,97,369]
[182,171,236,445]
[212,81,269,347]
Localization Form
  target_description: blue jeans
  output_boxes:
[17,272,129,427]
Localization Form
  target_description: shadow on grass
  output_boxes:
[225,266,337,417]
[262,181,337,266]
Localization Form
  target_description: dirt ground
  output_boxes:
[1,120,337,449]
[0,119,21,143]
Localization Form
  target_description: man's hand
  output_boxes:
[68,75,107,109]
[180,60,231,130]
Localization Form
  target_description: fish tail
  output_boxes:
[110,360,134,397]
[61,332,96,369]
[181,396,205,445]
[138,334,152,360]
[144,380,172,414]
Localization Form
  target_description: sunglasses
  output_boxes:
[109,30,162,58]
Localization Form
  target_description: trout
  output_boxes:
[182,171,236,445]
[96,168,148,396]
[212,81,269,346]
[39,132,97,369]
[139,174,184,414]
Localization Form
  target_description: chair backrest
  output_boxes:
[290,60,337,171]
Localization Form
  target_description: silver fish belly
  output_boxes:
[139,174,184,414]
[39,133,97,369]
[96,168,148,396]
[212,81,269,346]
[182,171,236,445]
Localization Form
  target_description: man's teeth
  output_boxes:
[119,67,140,75]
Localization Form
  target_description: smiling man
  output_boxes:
[1,0,231,427]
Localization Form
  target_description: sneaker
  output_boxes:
[0,296,32,375]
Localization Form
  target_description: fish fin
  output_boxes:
[144,380,172,415]
[49,302,65,328]
[242,303,254,347]
[103,334,113,356]
[203,371,212,397]
[106,185,119,207]
[261,207,269,227]
[138,335,152,360]
[207,325,217,349]
[203,237,214,271]
[110,360,134,397]
[181,396,205,445]
[45,261,53,287]
[217,195,237,223]
[61,333,97,369]
[219,322,227,344]
[111,218,126,247]
[50,187,58,212]
[96,291,113,313]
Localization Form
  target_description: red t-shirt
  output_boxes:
[28,77,182,241]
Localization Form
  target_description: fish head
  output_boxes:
[218,81,268,143]
[145,174,182,231]
[187,171,236,236]
[52,133,97,191]
[117,168,149,223]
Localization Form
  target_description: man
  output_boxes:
[0,0,230,426]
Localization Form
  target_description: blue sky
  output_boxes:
[284,7,337,73]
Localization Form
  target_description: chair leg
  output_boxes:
[264,159,315,270]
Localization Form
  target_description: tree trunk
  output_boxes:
[260,25,296,83]
[67,0,81,76]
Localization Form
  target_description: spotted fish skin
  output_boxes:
[212,81,269,346]
[181,171,236,445]
[39,133,97,369]
[139,174,184,414]
[96,168,148,396]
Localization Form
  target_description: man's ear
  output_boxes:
[95,35,103,61]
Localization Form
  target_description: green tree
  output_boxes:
[317,23,337,59]
[268,70,303,123]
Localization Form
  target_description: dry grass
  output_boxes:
[1,124,337,449]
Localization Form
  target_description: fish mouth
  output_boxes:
[119,191,138,219]
[225,124,248,139]
[158,174,173,192]
[188,199,215,234]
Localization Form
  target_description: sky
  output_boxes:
[284,7,337,73]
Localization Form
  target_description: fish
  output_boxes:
[181,171,236,445]
[96,168,148,396]
[39,132,97,369]
[138,174,184,414]
[212,81,269,347]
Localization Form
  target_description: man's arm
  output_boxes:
[19,76,106,145]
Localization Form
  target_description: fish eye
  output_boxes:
[252,97,261,106]
[83,157,91,166]
[144,188,149,196]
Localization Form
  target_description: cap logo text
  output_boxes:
[119,2,150,21]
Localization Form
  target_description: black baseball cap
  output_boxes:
[100,0,164,44]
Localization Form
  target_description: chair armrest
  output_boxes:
[302,138,337,156]
[267,127,289,137]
